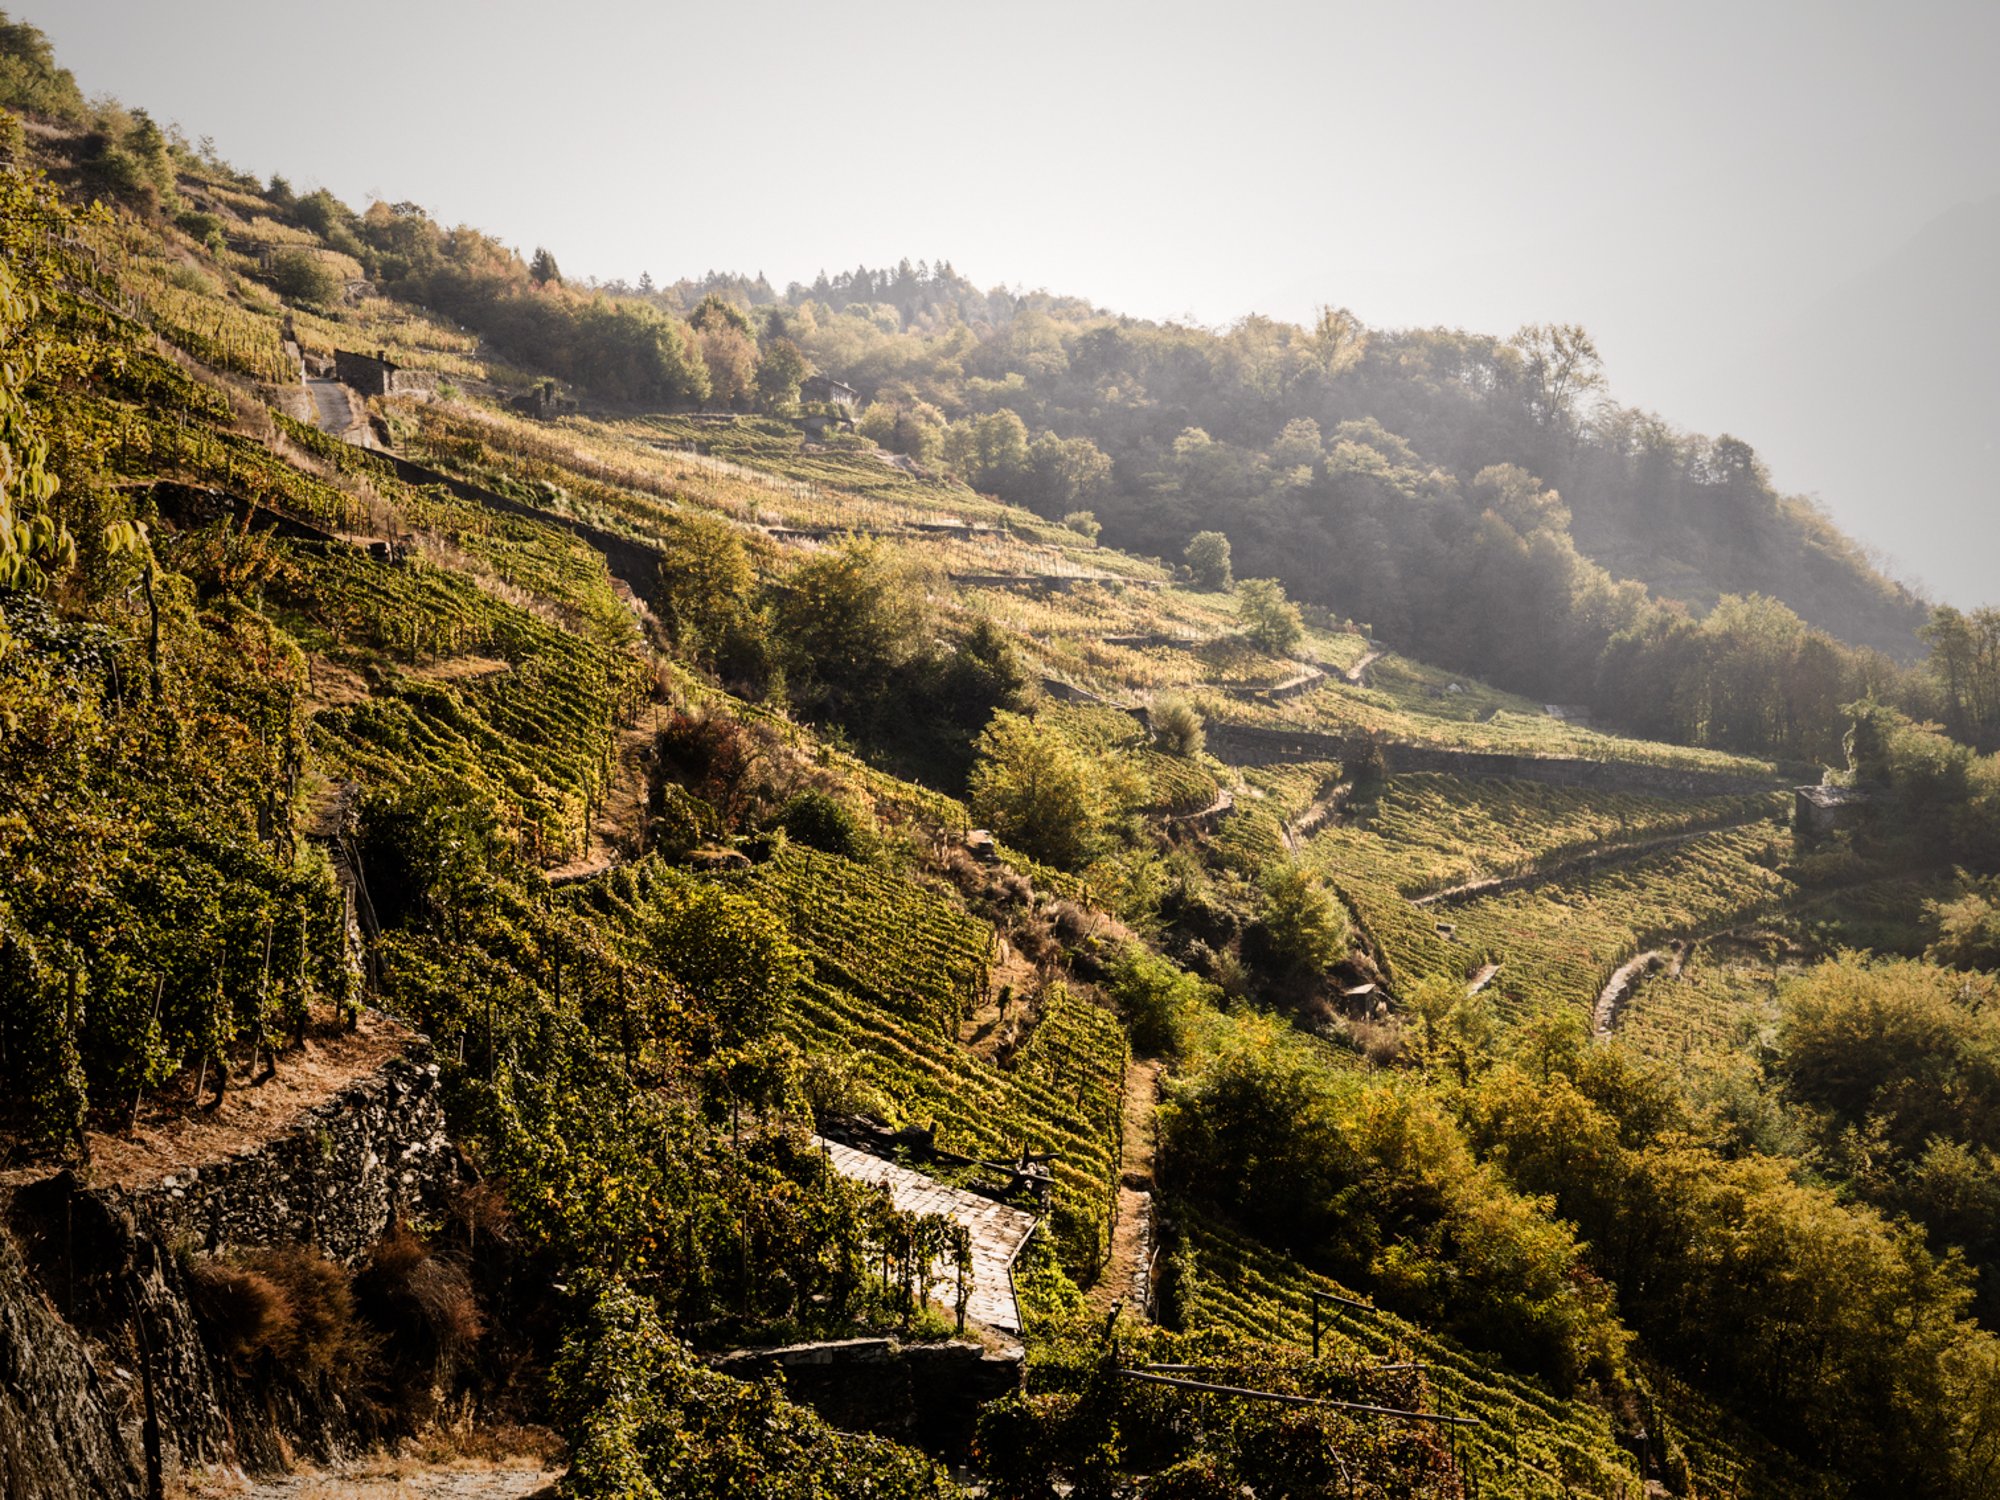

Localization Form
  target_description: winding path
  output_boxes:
[817,1138,1039,1337]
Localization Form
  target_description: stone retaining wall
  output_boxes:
[1201,720,1779,799]
[1,1048,461,1492]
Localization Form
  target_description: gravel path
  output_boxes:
[196,1461,558,1500]
[818,1137,1038,1335]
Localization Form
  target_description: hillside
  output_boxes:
[8,20,2000,1500]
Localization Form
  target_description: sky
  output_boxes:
[31,0,2000,602]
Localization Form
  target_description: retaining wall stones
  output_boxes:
[710,1337,1021,1457]
[1,1048,460,1493]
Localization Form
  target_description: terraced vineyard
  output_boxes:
[292,542,646,862]
[1338,774,1785,900]
[1177,1210,1640,1499]
[734,845,993,1041]
[781,969,1127,1270]
[1178,1210,1832,1499]
[1309,808,1796,1017]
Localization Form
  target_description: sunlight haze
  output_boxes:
[37,0,2000,602]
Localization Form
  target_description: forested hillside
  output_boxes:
[10,14,2000,1500]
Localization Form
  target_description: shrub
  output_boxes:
[774,787,876,861]
[266,248,341,306]
[1183,531,1232,590]
[1106,944,1211,1059]
[1150,694,1205,757]
[1237,578,1303,656]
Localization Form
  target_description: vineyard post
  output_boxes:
[129,975,164,1132]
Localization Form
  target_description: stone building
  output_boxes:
[800,374,860,411]
[1794,782,1871,845]
[333,348,438,398]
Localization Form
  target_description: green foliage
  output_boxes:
[1160,1015,1626,1389]
[553,1278,959,1500]
[772,788,877,862]
[1149,693,1204,757]
[1104,943,1212,1059]
[969,710,1115,870]
[1249,864,1349,980]
[0,13,85,120]
[1183,531,1232,591]
[651,511,756,669]
[1235,578,1302,656]
[775,539,931,705]
[264,247,342,305]
[1461,1025,2000,1495]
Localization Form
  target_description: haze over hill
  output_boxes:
[17,9,2000,1499]
[1663,194,2000,608]
[31,0,2000,608]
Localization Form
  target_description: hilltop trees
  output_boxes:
[0,12,84,120]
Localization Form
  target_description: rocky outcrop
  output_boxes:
[0,1049,460,1496]
[0,1229,141,1500]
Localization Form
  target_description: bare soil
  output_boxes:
[6,1009,416,1191]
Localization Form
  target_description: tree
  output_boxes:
[1150,694,1204,757]
[754,336,807,412]
[0,12,84,120]
[1510,322,1604,440]
[695,322,757,409]
[266,249,341,306]
[529,246,562,286]
[1184,531,1232,591]
[1237,578,1302,655]
[1061,510,1101,544]
[653,513,754,665]
[1252,865,1349,978]
[1027,432,1111,515]
[967,711,1111,870]
[774,540,931,704]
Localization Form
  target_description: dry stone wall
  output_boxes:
[0,1049,460,1495]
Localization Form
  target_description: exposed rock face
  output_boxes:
[0,1049,459,1497]
[0,1228,141,1500]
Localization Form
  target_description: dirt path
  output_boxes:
[2,1010,413,1191]
[305,379,368,444]
[1466,961,1502,996]
[1088,1058,1163,1321]
[187,1458,558,1500]
[1162,786,1234,827]
[546,713,659,883]
[1280,777,1349,854]
[1343,647,1388,686]
[1594,949,1670,1038]
[961,938,1042,1062]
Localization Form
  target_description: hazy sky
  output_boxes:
[31,0,2000,599]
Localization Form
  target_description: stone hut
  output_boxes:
[510,378,577,420]
[1794,782,1871,845]
[800,374,860,412]
[333,348,438,398]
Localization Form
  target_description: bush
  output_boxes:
[266,248,341,306]
[1150,694,1205,757]
[1183,531,1232,590]
[774,788,876,861]
[1106,944,1211,1059]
